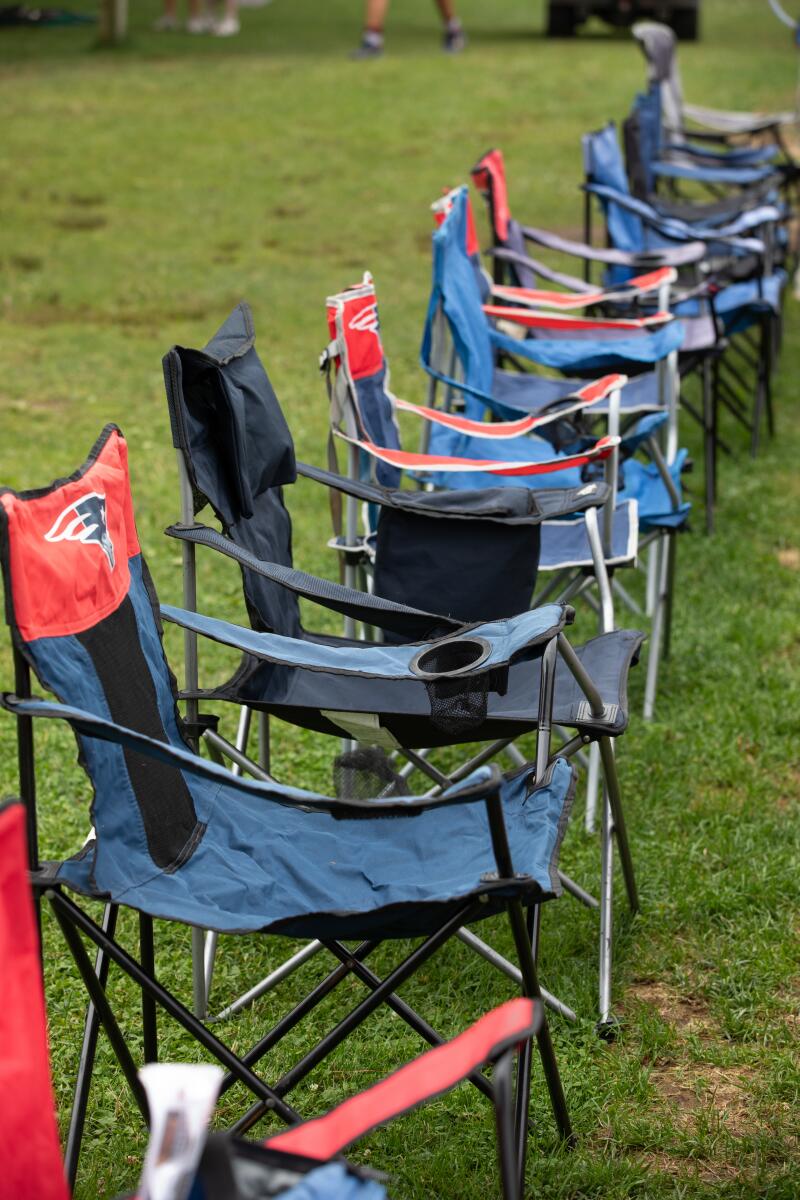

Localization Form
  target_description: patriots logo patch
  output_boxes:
[348,302,379,335]
[44,492,116,569]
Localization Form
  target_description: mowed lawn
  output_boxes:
[1,2,799,1196]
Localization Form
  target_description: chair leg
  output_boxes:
[63,902,117,1190]
[584,741,601,834]
[702,357,715,536]
[506,900,573,1144]
[598,736,638,914]
[493,1052,521,1200]
[139,912,158,1064]
[643,535,670,720]
[663,532,677,662]
[597,791,615,1037]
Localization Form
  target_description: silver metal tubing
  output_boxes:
[584,506,615,635]
[611,577,644,616]
[602,388,621,557]
[191,928,207,1020]
[421,738,516,798]
[558,870,599,910]
[203,930,219,996]
[531,567,572,607]
[257,712,271,773]
[585,742,601,835]
[598,736,639,913]
[231,706,252,777]
[550,733,589,764]
[645,538,660,619]
[343,441,360,638]
[598,792,614,1025]
[454,928,577,1022]
[203,729,275,782]
[646,437,682,509]
[209,940,326,1023]
[535,639,558,779]
[503,742,527,767]
[557,634,605,718]
[644,534,671,720]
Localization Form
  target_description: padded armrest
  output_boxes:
[264,997,542,1161]
[165,522,460,639]
[518,221,706,268]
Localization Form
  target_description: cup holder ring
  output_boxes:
[410,636,492,681]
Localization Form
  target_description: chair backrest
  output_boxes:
[0,801,70,1200]
[163,304,302,638]
[325,272,403,489]
[471,148,537,289]
[623,83,664,200]
[421,186,496,418]
[0,427,204,893]
[582,123,645,258]
[632,20,683,141]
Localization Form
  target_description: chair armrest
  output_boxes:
[264,997,542,1161]
[164,522,459,640]
[518,220,706,268]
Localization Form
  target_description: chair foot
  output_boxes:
[596,1015,621,1043]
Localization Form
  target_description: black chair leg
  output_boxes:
[139,912,158,1064]
[63,902,118,1190]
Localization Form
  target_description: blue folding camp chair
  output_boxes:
[0,425,580,1188]
[583,119,788,475]
[631,20,797,174]
[161,306,642,1032]
[418,186,685,723]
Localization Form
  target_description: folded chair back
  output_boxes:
[0,427,206,890]
[632,20,683,141]
[582,123,645,260]
[163,304,302,638]
[471,148,538,289]
[624,83,665,200]
[324,274,543,624]
[0,801,70,1200]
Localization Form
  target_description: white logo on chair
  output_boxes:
[44,492,116,569]
[348,303,379,335]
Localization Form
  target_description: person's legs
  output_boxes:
[434,0,465,51]
[352,0,389,58]
[153,0,179,31]
[213,0,240,36]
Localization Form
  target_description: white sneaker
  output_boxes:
[186,15,214,33]
[212,14,240,35]
[153,13,179,30]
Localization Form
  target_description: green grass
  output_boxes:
[1,1,799,1196]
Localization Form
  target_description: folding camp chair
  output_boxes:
[0,425,579,1187]
[632,20,797,155]
[161,306,642,1031]
[583,119,788,472]
[0,800,70,1200]
[420,185,687,727]
[125,998,546,1200]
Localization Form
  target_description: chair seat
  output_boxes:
[57,760,574,940]
[490,365,665,421]
[191,628,644,746]
[539,499,638,569]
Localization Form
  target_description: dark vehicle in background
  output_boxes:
[546,0,699,40]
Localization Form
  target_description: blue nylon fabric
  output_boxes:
[618,453,690,530]
[421,423,584,491]
[489,321,684,371]
[677,140,779,166]
[539,502,636,568]
[46,694,574,934]
[421,188,496,419]
[632,86,662,195]
[652,159,775,185]
[160,602,563,676]
[583,124,643,252]
[620,412,668,454]
[279,1164,386,1200]
[353,370,401,489]
[488,367,663,421]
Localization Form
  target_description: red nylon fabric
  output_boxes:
[0,804,70,1200]
[483,305,672,332]
[0,429,139,642]
[472,148,511,242]
[264,998,537,1161]
[327,278,384,383]
[338,432,616,475]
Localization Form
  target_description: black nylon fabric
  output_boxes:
[373,506,540,632]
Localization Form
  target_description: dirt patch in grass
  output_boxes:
[638,1150,743,1184]
[776,547,800,570]
[625,979,716,1037]
[53,213,108,232]
[649,1063,755,1138]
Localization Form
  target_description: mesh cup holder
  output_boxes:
[410,637,496,737]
